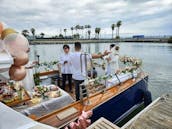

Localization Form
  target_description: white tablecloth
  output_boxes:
[106,71,137,88]
[14,89,74,117]
[0,102,56,129]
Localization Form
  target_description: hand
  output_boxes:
[103,50,111,56]
[64,61,68,64]
[33,61,39,65]
[107,57,111,62]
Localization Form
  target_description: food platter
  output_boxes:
[0,82,31,107]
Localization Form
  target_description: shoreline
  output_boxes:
[30,38,169,45]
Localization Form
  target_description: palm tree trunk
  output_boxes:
[118,27,120,37]
[112,30,114,39]
[82,30,84,39]
[116,28,117,37]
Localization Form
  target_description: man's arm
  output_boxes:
[25,61,38,69]
[91,50,110,59]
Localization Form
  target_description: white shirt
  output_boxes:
[59,53,72,74]
[69,51,92,80]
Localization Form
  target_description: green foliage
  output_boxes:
[33,73,41,85]
[168,36,172,43]
[116,36,120,39]
[73,33,80,39]
[59,34,63,38]
[38,61,59,71]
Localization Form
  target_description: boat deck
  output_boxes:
[35,73,147,128]
[123,93,172,129]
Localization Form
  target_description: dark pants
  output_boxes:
[74,80,88,101]
[62,74,72,91]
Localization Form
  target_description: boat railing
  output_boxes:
[79,52,94,105]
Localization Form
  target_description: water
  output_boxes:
[29,42,172,100]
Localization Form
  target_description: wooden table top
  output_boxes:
[38,70,59,76]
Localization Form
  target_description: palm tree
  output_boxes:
[95,28,97,39]
[21,29,29,37]
[97,28,101,39]
[84,25,88,39]
[80,26,84,38]
[75,25,80,34]
[71,27,74,36]
[111,24,116,39]
[95,28,101,39]
[85,25,91,39]
[88,30,91,39]
[30,28,35,39]
[88,25,91,29]
[64,29,67,37]
[116,20,122,38]
[40,32,45,38]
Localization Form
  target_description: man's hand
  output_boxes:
[107,57,111,62]
[33,61,39,65]
[64,61,68,64]
[103,50,111,56]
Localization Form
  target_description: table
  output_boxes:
[13,88,74,118]
[0,102,56,129]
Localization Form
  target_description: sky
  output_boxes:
[0,0,172,37]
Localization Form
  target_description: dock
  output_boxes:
[88,93,172,129]
[122,93,172,129]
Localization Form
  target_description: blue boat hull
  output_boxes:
[91,76,150,124]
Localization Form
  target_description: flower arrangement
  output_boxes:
[36,60,59,72]
[33,85,61,99]
[34,86,49,99]
[120,56,142,67]
[0,81,27,104]
[93,60,106,70]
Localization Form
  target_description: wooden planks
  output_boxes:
[38,70,59,76]
[123,93,172,129]
[87,117,120,129]
[56,107,78,120]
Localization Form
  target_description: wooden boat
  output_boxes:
[34,72,151,128]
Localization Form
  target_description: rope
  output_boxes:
[114,73,121,85]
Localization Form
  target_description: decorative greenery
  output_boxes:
[35,86,49,99]
[33,73,41,85]
[37,60,59,72]
[93,52,106,70]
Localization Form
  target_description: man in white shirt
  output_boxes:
[69,42,109,101]
[59,45,72,92]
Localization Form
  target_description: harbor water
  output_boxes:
[29,42,172,100]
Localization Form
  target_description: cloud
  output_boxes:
[0,0,172,37]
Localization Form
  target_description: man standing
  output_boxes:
[69,42,109,101]
[59,45,72,93]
